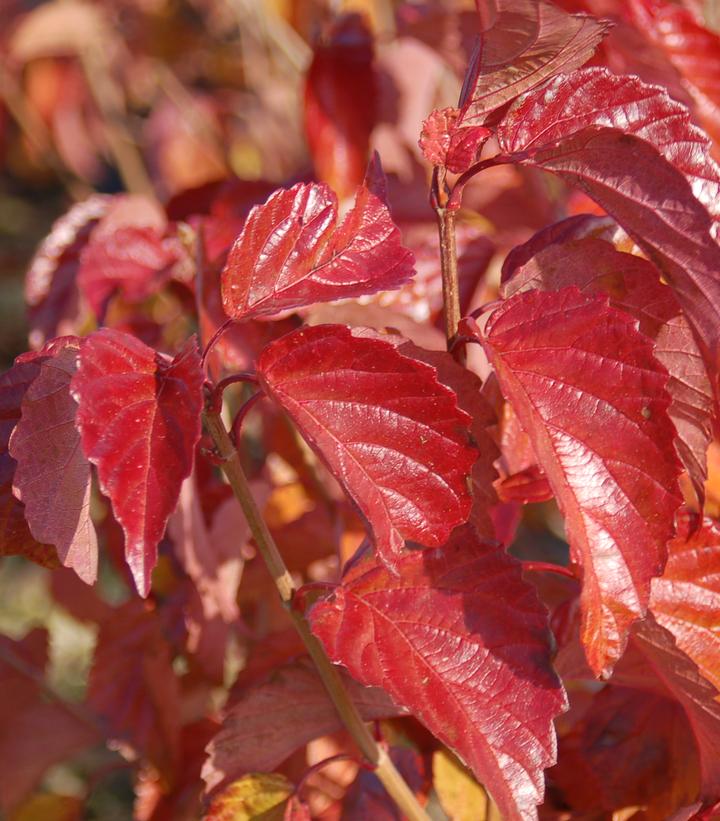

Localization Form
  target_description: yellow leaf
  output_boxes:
[10,794,82,821]
[433,749,489,821]
[204,774,294,821]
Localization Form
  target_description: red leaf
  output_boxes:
[629,0,720,145]
[71,329,204,596]
[502,232,713,505]
[552,685,700,816]
[0,630,99,812]
[10,340,97,583]
[220,177,415,322]
[341,746,428,820]
[477,287,682,677]
[24,194,109,350]
[0,357,58,568]
[256,325,476,569]
[497,118,720,393]
[620,618,720,801]
[650,508,720,694]
[394,339,500,539]
[87,600,181,778]
[497,67,720,227]
[202,659,402,794]
[304,14,377,200]
[78,226,180,319]
[419,107,491,173]
[308,524,566,821]
[167,472,242,625]
[459,0,610,124]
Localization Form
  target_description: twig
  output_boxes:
[203,409,430,821]
[522,561,578,581]
[436,207,464,363]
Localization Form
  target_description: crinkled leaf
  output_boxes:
[419,107,491,173]
[71,329,204,596]
[202,659,402,794]
[0,357,57,568]
[650,508,720,694]
[459,0,610,124]
[629,0,720,145]
[308,524,566,821]
[256,325,476,570]
[221,177,415,321]
[498,67,720,227]
[87,600,181,778]
[24,195,109,350]
[394,339,499,539]
[477,287,682,677]
[203,773,294,821]
[497,124,720,394]
[78,226,180,319]
[502,233,713,505]
[9,341,97,583]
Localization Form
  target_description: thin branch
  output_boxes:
[201,319,236,373]
[522,561,578,581]
[203,409,430,821]
[436,207,464,365]
[209,373,259,414]
[447,154,515,210]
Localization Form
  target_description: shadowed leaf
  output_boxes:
[10,340,97,583]
[309,524,566,821]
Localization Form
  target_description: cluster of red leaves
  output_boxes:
[4,0,720,819]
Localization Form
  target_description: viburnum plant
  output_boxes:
[4,0,720,819]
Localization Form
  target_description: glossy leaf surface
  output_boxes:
[10,340,97,583]
[257,325,476,569]
[71,330,204,596]
[650,509,720,693]
[629,0,720,145]
[460,0,610,123]
[498,122,720,392]
[221,180,415,321]
[309,524,566,821]
[498,67,720,225]
[502,233,713,504]
[479,287,682,676]
[419,107,491,173]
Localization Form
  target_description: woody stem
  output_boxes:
[203,409,430,821]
